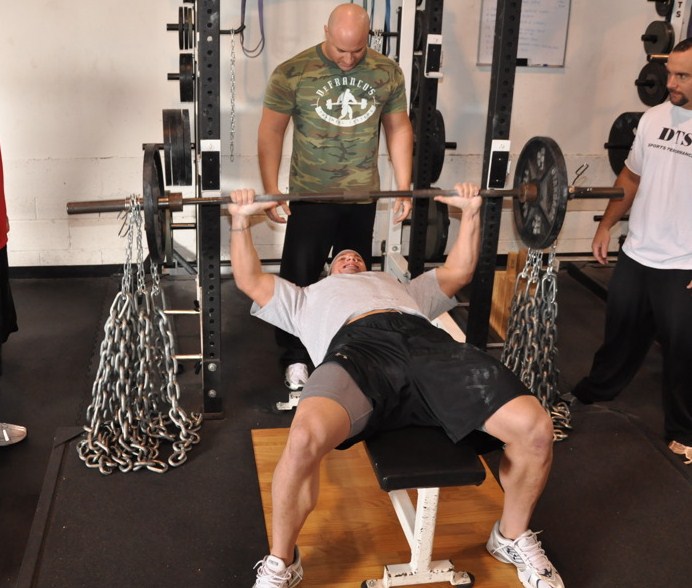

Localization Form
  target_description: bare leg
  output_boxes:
[268,396,351,564]
[483,394,554,539]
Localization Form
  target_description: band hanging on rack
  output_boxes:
[240,0,265,58]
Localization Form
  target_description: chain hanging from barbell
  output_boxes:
[371,29,384,53]
[501,245,572,441]
[229,31,237,162]
[76,194,202,474]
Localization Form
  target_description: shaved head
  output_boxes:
[322,4,370,71]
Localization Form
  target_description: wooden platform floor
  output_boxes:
[252,428,519,588]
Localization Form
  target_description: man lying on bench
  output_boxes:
[228,183,564,588]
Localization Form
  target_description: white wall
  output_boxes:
[0,0,666,266]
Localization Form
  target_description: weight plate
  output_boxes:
[181,109,192,185]
[655,0,673,19]
[430,110,446,184]
[162,109,176,186]
[179,53,194,102]
[411,58,420,106]
[143,144,166,264]
[605,112,643,175]
[635,61,669,106]
[512,136,569,250]
[178,6,185,51]
[162,109,193,187]
[642,20,675,54]
[184,6,195,50]
[414,11,425,52]
[425,196,449,261]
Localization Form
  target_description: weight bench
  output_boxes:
[361,426,487,587]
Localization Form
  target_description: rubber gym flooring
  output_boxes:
[0,262,690,588]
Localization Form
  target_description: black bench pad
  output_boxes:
[364,427,486,492]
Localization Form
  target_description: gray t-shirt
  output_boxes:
[251,270,456,366]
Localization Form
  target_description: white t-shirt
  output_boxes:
[251,270,456,366]
[623,100,692,269]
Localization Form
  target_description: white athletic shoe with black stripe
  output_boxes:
[486,520,564,588]
[253,546,303,588]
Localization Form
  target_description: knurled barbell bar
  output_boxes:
[66,136,624,262]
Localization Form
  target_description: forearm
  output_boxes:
[258,108,290,193]
[385,123,413,190]
[597,167,639,231]
[228,198,275,306]
[440,208,481,293]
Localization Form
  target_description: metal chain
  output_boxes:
[229,31,237,162]
[501,246,572,441]
[371,29,384,53]
[77,195,202,474]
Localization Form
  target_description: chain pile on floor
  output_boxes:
[501,247,572,441]
[77,194,202,474]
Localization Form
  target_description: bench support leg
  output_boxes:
[362,488,474,587]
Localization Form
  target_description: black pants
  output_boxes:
[276,201,377,368]
[573,251,692,444]
[0,246,18,345]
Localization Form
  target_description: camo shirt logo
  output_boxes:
[314,80,377,127]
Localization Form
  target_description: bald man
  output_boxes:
[257,3,414,392]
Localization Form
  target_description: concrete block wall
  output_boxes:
[0,1,664,267]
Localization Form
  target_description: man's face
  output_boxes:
[666,49,692,109]
[323,26,368,72]
[330,250,366,275]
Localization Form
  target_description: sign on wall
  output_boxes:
[477,0,571,67]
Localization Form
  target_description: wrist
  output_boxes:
[230,216,251,232]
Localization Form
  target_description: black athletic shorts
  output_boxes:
[321,312,531,449]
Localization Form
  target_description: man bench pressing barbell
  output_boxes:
[228,183,564,588]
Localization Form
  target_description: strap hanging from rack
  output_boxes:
[240,0,265,58]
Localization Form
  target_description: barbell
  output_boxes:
[66,136,623,262]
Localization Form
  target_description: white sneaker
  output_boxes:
[486,521,564,588]
[669,440,692,464]
[284,363,309,391]
[253,547,303,588]
[0,423,27,446]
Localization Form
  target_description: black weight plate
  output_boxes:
[414,11,425,52]
[162,109,176,185]
[411,58,420,106]
[425,197,449,261]
[655,0,673,19]
[512,137,569,250]
[143,144,166,264]
[635,61,669,106]
[605,112,643,175]
[186,7,195,49]
[642,20,675,54]
[430,110,446,183]
[178,6,185,51]
[181,109,193,185]
[179,53,194,102]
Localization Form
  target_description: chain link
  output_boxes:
[371,29,384,53]
[229,31,236,162]
[501,246,572,441]
[77,194,203,474]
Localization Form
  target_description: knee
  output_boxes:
[523,407,554,457]
[508,400,554,457]
[284,419,332,465]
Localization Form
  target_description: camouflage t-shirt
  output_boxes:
[263,44,408,194]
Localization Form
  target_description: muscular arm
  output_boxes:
[432,183,483,297]
[381,110,413,222]
[592,165,640,264]
[257,107,291,222]
[227,189,277,307]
